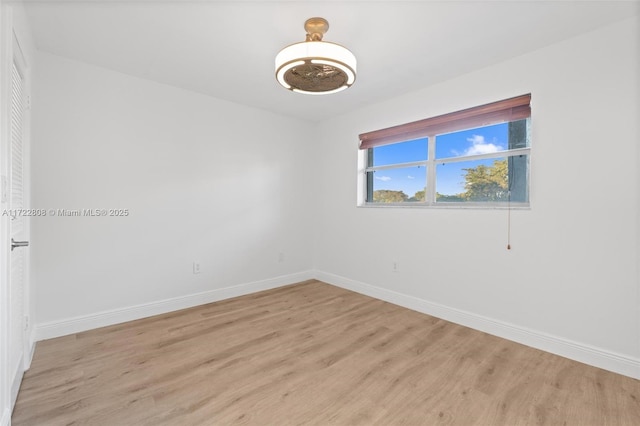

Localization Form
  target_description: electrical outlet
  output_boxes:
[193,262,201,274]
[24,316,29,330]
[392,261,399,273]
[278,252,285,263]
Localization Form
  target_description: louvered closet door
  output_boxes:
[9,57,27,387]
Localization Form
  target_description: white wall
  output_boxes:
[314,17,640,378]
[31,52,315,336]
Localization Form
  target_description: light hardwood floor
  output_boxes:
[12,280,640,425]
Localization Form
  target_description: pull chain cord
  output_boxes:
[507,190,511,250]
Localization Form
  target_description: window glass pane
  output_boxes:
[507,119,529,150]
[367,166,426,203]
[436,155,529,202]
[435,120,528,160]
[370,138,427,167]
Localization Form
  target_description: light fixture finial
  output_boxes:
[304,17,329,41]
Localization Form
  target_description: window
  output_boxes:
[359,94,531,207]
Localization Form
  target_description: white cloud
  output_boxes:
[407,175,415,179]
[375,176,391,181]
[462,135,504,156]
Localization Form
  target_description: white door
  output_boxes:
[8,40,29,406]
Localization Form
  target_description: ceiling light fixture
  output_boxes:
[275,17,356,95]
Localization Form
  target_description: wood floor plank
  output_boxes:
[12,280,640,425]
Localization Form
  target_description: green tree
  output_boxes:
[373,190,408,203]
[436,193,465,202]
[408,188,425,202]
[462,159,508,201]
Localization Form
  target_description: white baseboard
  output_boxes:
[25,328,36,370]
[315,270,640,380]
[32,269,640,380]
[35,270,315,341]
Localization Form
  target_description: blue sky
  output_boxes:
[371,122,509,197]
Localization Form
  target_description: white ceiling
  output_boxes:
[22,0,640,122]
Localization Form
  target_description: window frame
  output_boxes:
[358,95,531,208]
